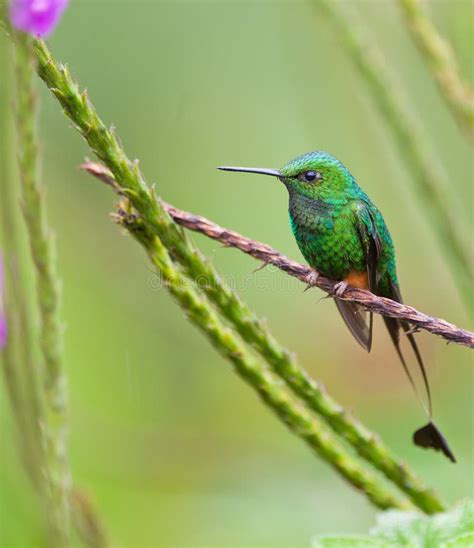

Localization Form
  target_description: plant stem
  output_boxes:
[14,31,71,547]
[1,274,46,492]
[317,0,472,307]
[398,0,474,138]
[119,204,411,511]
[0,12,46,500]
[33,40,444,513]
[71,489,110,548]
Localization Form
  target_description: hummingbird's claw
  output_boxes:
[401,325,421,336]
[334,281,348,298]
[253,261,270,274]
[304,270,320,291]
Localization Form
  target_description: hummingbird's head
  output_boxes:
[218,151,357,203]
[279,151,356,202]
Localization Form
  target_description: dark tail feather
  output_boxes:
[386,281,432,417]
[382,315,427,414]
[405,329,432,416]
[384,281,456,462]
[414,422,456,463]
[335,298,372,352]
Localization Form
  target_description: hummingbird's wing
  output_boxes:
[334,298,372,351]
[334,202,381,352]
[383,280,456,462]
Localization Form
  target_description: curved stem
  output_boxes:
[120,206,412,512]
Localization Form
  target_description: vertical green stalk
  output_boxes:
[398,0,474,138]
[0,7,46,498]
[317,0,472,306]
[13,31,71,547]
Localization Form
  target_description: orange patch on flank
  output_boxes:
[344,270,369,290]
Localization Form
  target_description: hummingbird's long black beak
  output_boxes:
[217,166,281,178]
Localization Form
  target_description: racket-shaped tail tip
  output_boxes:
[413,421,456,463]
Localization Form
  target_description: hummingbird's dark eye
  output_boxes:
[300,170,322,183]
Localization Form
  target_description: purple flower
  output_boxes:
[9,0,69,38]
[0,254,6,349]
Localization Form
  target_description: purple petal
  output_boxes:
[9,0,69,38]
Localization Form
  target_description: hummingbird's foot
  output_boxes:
[334,281,348,298]
[401,325,421,336]
[252,261,270,274]
[304,270,320,292]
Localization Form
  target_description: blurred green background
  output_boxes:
[1,0,473,546]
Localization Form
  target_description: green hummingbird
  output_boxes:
[219,150,455,462]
